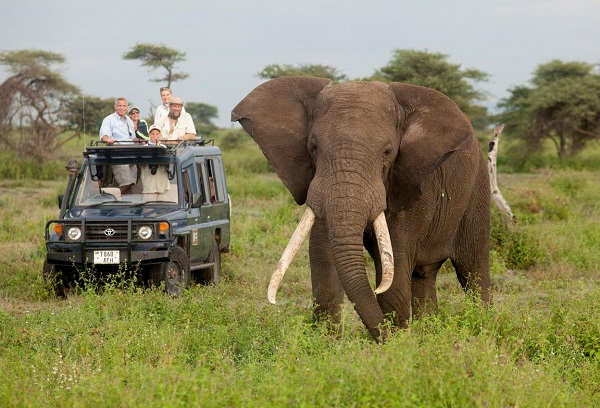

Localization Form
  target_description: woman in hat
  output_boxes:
[128,105,149,142]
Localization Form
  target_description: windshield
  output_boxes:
[72,163,179,207]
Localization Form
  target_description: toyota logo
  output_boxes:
[104,228,116,237]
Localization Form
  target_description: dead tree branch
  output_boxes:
[488,124,516,229]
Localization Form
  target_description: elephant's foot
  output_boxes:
[411,297,439,320]
[370,325,387,344]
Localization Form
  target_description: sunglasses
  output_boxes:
[129,110,140,115]
[160,87,171,92]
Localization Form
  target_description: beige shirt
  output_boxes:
[140,165,170,194]
[156,111,197,140]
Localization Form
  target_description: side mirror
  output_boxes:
[57,194,64,209]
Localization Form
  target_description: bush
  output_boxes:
[0,153,67,180]
[490,211,545,270]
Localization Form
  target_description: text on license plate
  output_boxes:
[94,250,120,264]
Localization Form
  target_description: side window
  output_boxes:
[182,169,191,205]
[196,162,207,204]
[207,158,224,203]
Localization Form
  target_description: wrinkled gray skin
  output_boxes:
[231,77,491,342]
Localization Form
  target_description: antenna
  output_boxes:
[82,95,86,135]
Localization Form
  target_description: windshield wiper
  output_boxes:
[127,200,177,207]
[84,200,132,208]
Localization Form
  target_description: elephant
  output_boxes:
[231,76,491,342]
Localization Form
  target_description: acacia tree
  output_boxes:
[368,49,489,129]
[0,49,82,161]
[497,60,600,159]
[257,63,348,83]
[370,49,490,128]
[123,43,189,88]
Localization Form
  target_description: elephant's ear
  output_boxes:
[231,77,332,205]
[388,82,475,212]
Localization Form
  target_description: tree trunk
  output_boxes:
[488,124,515,229]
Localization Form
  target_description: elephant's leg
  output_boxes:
[451,252,491,303]
[372,250,412,328]
[365,218,413,328]
[411,261,445,318]
[309,220,344,324]
[451,179,491,303]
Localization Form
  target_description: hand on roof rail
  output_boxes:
[91,139,149,147]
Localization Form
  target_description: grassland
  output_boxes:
[0,133,599,407]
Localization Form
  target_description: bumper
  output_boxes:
[45,241,171,267]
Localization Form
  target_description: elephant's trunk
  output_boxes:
[326,208,390,341]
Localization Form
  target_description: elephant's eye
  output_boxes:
[308,140,318,156]
[382,148,392,162]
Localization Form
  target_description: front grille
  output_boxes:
[83,221,157,242]
[86,222,131,241]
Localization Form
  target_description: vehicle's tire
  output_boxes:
[152,246,190,296]
[42,260,70,297]
[198,240,221,285]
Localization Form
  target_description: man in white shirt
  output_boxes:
[156,96,197,142]
[99,97,137,145]
[99,97,139,193]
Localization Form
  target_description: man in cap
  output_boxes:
[155,96,197,142]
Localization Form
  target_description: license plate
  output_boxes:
[94,250,120,264]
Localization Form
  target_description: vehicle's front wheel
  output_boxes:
[151,246,190,296]
[197,240,221,285]
[42,260,72,297]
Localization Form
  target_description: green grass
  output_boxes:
[1,136,600,406]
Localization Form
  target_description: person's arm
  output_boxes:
[136,120,149,141]
[183,114,197,140]
[126,117,140,143]
[99,117,115,145]
[100,135,116,145]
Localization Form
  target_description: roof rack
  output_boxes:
[167,137,214,153]
[86,137,215,158]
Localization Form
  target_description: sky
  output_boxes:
[2,0,599,128]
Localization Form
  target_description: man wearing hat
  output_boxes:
[155,96,197,142]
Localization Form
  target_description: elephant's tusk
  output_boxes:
[373,212,394,294]
[268,207,316,304]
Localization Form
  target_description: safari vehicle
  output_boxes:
[43,138,231,296]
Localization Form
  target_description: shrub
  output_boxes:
[490,212,545,270]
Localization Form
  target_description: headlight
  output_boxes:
[66,226,82,241]
[137,225,153,240]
